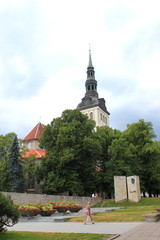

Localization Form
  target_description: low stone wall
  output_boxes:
[144,213,160,222]
[1,192,101,207]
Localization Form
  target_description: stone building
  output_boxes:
[77,50,110,127]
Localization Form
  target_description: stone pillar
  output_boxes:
[127,176,141,202]
[114,176,127,202]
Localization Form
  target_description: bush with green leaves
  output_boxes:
[0,193,20,233]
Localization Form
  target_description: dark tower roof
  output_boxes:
[88,48,93,67]
[77,50,110,115]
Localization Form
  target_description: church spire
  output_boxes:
[77,48,110,125]
[85,49,98,98]
[88,47,93,68]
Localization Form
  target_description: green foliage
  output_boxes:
[37,109,101,195]
[95,126,122,196]
[8,135,24,192]
[0,159,11,191]
[0,133,16,162]
[122,119,160,195]
[0,133,17,191]
[22,154,37,190]
[95,120,160,197]
[0,193,20,233]
[1,116,158,198]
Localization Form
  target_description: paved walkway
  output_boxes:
[9,221,160,239]
[8,222,142,235]
[116,222,160,240]
[8,207,160,239]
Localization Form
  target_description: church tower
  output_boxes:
[77,49,110,127]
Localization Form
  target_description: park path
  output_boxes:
[8,207,160,239]
[116,222,160,240]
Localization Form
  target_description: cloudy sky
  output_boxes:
[0,0,160,140]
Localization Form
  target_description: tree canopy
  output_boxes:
[0,116,159,198]
[0,133,17,191]
[99,119,160,197]
[37,109,101,195]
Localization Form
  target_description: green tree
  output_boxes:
[123,119,158,196]
[8,135,24,192]
[95,126,121,198]
[139,140,160,196]
[0,159,11,191]
[109,119,160,197]
[37,109,101,195]
[0,133,17,191]
[23,154,37,190]
[95,119,160,198]
[0,133,16,162]
[0,192,20,233]
[107,137,137,193]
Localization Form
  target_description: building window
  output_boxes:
[90,112,93,120]
[100,113,102,121]
[28,142,31,149]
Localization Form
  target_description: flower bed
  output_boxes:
[68,206,83,212]
[67,201,83,213]
[16,201,83,216]
[39,209,57,216]
[18,207,40,217]
[53,206,68,213]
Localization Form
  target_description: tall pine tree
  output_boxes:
[8,135,24,192]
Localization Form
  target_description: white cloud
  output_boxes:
[0,0,160,139]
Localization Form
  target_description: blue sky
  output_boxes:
[0,0,160,140]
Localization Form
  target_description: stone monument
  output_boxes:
[114,176,127,202]
[114,175,141,202]
[127,176,141,202]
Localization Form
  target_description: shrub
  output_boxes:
[0,193,20,233]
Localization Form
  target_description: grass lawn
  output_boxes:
[68,197,160,222]
[1,231,114,240]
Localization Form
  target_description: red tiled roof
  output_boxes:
[22,122,45,142]
[22,149,46,159]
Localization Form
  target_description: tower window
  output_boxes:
[92,85,94,90]
[88,86,90,91]
[28,142,31,149]
[90,112,93,120]
[100,113,102,121]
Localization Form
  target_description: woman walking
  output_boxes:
[84,202,94,224]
